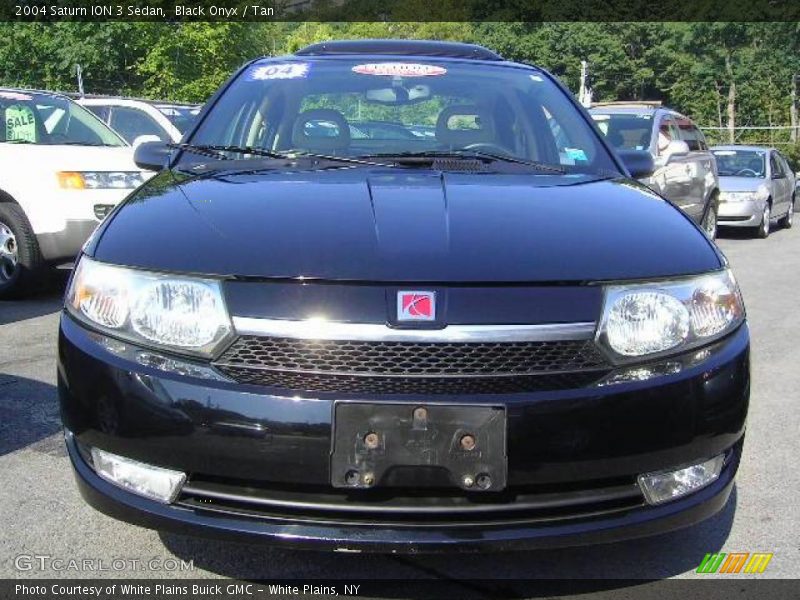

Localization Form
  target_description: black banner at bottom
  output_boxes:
[4,579,800,600]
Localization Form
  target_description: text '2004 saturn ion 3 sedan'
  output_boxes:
[59,40,749,553]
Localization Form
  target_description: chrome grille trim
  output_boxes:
[232,317,596,343]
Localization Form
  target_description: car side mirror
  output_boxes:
[134,140,171,171]
[662,140,690,164]
[617,149,655,179]
[132,134,162,149]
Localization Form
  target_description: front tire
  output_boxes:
[755,202,771,239]
[0,202,45,299]
[702,203,718,240]
[780,197,795,229]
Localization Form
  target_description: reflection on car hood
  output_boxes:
[90,169,721,283]
[719,176,766,193]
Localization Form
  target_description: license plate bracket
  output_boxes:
[331,402,507,492]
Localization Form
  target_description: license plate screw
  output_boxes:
[476,473,492,490]
[460,434,476,451]
[362,472,375,486]
[413,407,427,420]
[344,470,360,486]
[462,474,475,488]
[364,432,379,449]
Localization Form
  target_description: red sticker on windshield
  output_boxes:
[352,63,447,77]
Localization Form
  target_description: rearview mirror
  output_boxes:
[365,85,431,105]
[134,140,171,171]
[617,149,655,179]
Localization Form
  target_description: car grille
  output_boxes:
[213,336,609,394]
[93,204,115,220]
[176,476,644,528]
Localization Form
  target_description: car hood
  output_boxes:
[90,169,721,283]
[719,176,767,193]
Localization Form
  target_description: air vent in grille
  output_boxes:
[213,335,608,394]
[218,337,606,376]
[214,367,605,395]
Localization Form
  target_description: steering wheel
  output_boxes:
[736,168,759,177]
[462,142,514,156]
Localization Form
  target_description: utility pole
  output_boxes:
[578,60,592,107]
[791,73,798,143]
[75,64,84,97]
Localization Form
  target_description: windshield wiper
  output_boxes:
[170,143,392,168]
[359,150,565,174]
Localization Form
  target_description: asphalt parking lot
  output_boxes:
[1,225,798,589]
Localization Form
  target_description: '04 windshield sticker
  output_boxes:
[352,63,447,77]
[247,62,310,81]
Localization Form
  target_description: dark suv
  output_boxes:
[59,40,749,553]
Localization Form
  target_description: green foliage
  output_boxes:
[0,20,797,159]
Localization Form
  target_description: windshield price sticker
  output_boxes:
[352,63,447,77]
[247,63,310,81]
[5,104,37,143]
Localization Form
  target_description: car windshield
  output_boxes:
[712,149,766,178]
[590,113,653,151]
[156,104,201,133]
[181,58,619,175]
[0,90,126,146]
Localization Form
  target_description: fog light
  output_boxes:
[91,448,185,504]
[638,455,725,505]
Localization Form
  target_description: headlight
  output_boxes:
[57,171,144,190]
[721,188,768,203]
[597,270,744,361]
[66,256,232,357]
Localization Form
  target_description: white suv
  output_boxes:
[0,89,148,297]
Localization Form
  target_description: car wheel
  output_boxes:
[780,197,795,229]
[0,202,45,299]
[755,202,771,239]
[702,204,718,240]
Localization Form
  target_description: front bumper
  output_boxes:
[718,199,762,227]
[59,315,749,553]
[37,219,100,262]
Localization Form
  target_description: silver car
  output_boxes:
[590,103,720,238]
[711,146,795,238]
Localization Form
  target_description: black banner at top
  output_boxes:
[2,0,800,22]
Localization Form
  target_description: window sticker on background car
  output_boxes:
[247,63,310,81]
[5,104,37,142]
[565,148,588,162]
[351,63,447,77]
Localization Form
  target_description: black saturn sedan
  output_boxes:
[59,40,749,553]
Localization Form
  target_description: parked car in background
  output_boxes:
[711,146,795,237]
[60,40,748,553]
[590,102,720,238]
[76,96,201,145]
[0,89,147,297]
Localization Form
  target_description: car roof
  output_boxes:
[711,145,772,153]
[0,87,72,101]
[72,94,199,108]
[294,39,504,61]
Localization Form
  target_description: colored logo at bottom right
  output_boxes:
[697,552,773,574]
